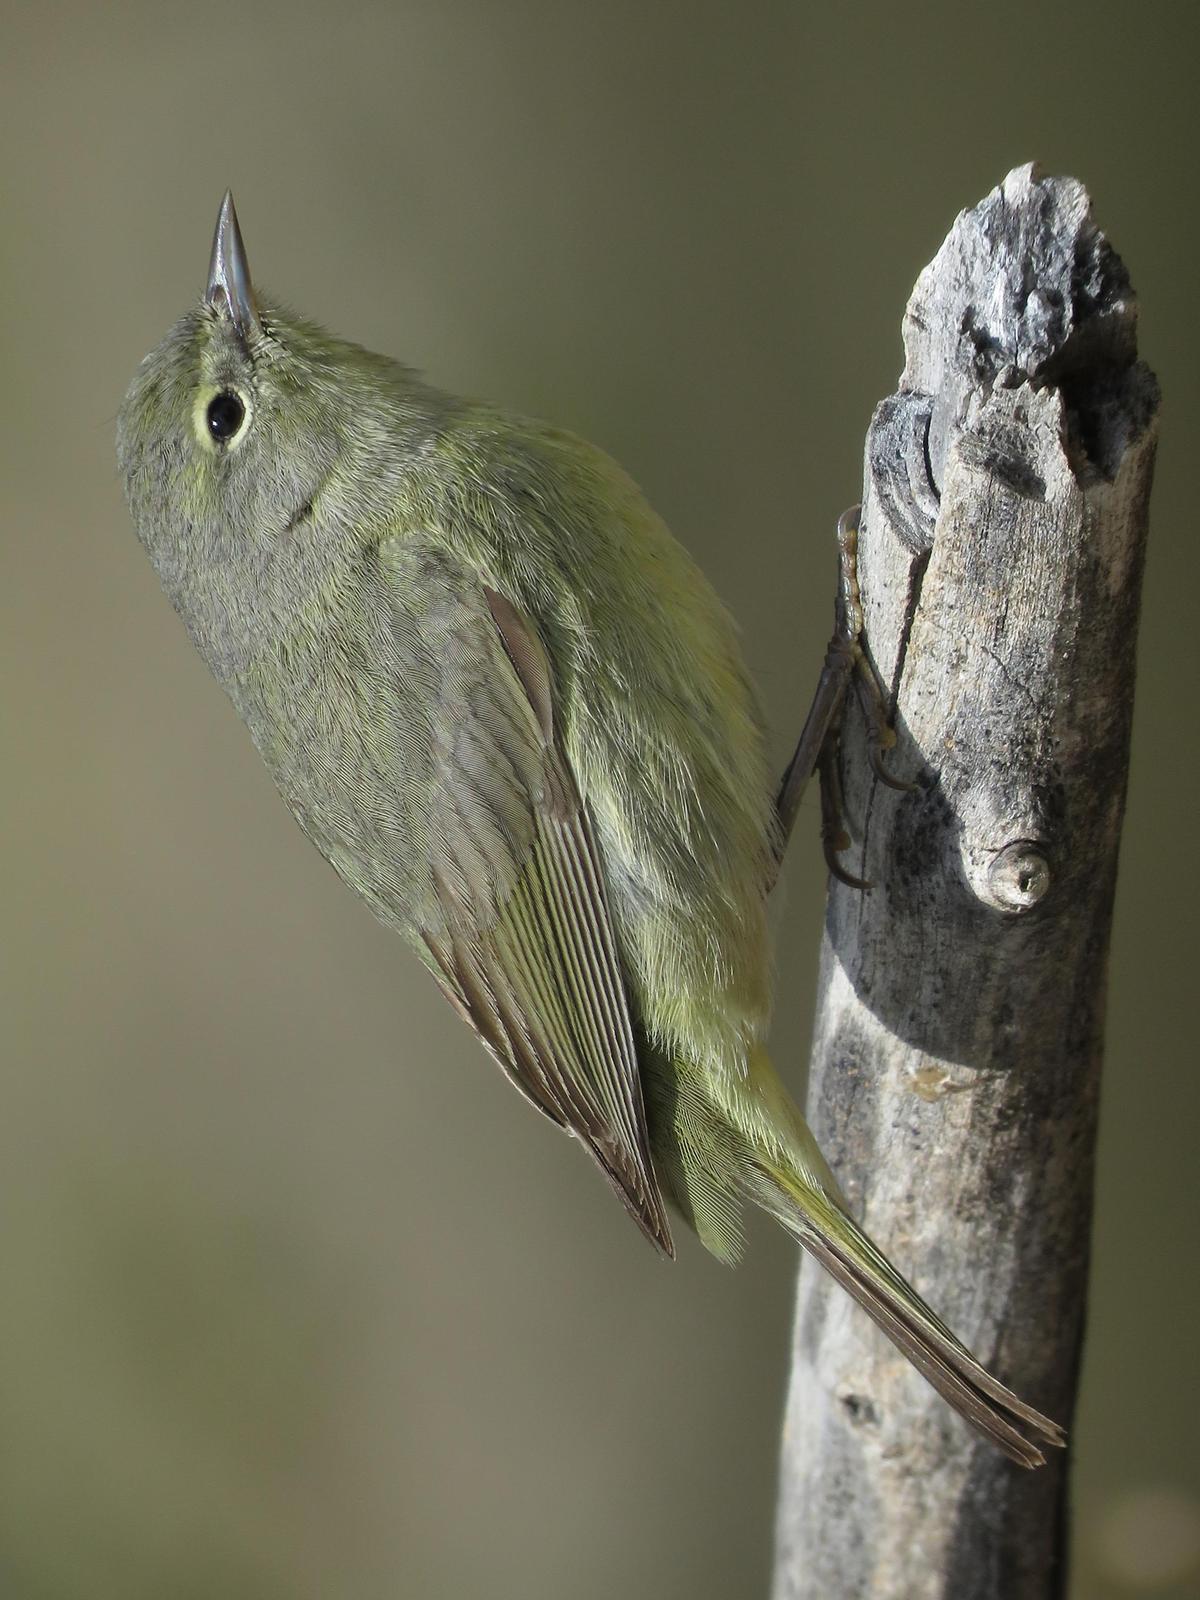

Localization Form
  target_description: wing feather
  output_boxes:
[406,568,672,1254]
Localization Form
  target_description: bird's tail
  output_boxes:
[744,1156,1065,1468]
[656,1044,1066,1468]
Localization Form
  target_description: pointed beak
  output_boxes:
[206,190,261,342]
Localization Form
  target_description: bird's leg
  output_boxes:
[770,505,913,890]
[816,724,872,890]
[852,634,916,794]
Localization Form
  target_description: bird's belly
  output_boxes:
[232,657,437,938]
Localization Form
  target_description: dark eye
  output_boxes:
[206,391,246,443]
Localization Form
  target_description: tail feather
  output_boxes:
[644,1046,1065,1466]
[751,1165,1066,1469]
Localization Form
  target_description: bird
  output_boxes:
[117,192,1064,1467]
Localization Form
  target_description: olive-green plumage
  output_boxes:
[117,195,1063,1466]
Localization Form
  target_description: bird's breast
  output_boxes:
[229,589,440,936]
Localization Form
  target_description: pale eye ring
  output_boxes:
[206,390,246,444]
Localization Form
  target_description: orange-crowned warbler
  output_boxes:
[117,194,1063,1466]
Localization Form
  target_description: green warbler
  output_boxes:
[117,194,1063,1467]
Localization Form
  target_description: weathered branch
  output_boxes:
[771,165,1158,1599]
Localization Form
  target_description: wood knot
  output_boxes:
[980,840,1051,914]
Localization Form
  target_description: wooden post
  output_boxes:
[771,165,1159,1600]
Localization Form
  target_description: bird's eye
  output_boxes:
[206,391,246,444]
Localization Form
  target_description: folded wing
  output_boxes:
[395,558,672,1254]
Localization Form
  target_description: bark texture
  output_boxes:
[772,165,1159,1600]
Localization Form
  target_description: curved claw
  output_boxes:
[869,740,920,792]
[826,845,872,892]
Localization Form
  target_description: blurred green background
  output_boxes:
[2,2,1196,1596]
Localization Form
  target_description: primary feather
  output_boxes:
[117,250,1063,1465]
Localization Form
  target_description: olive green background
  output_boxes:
[3,3,1196,1596]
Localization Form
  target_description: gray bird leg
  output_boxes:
[772,506,911,889]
